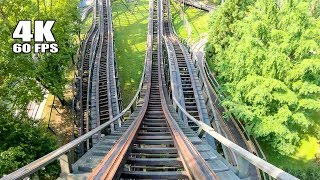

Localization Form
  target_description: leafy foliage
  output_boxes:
[0,0,80,110]
[0,110,58,177]
[206,0,320,155]
[0,0,80,176]
[286,166,320,180]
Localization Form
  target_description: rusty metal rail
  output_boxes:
[163,0,237,168]
[88,0,218,178]
[1,37,148,180]
[172,96,298,180]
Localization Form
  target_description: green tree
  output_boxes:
[205,0,255,65]
[0,0,80,109]
[0,0,80,176]
[207,0,320,155]
[0,110,59,178]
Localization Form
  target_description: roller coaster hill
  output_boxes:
[2,0,299,179]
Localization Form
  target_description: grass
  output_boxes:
[112,0,149,106]
[260,113,320,179]
[202,0,215,6]
[170,0,188,39]
[261,137,319,170]
[170,0,210,44]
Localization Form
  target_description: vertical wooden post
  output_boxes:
[237,156,249,179]
[59,153,72,177]
[197,127,205,138]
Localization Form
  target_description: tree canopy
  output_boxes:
[206,0,320,155]
[0,110,58,177]
[0,0,80,111]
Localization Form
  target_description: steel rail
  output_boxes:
[88,0,219,177]
[88,0,155,177]
[76,0,100,156]
[106,0,121,128]
[164,0,229,161]
[78,0,99,141]
[1,11,149,180]
[191,38,242,163]
[81,4,94,21]
[198,50,271,179]
[71,0,96,143]
[92,0,105,142]
[164,0,207,128]
[1,53,147,179]
[85,4,101,148]
[157,3,218,176]
[105,0,115,132]
[163,36,188,122]
[192,39,264,179]
[172,97,299,180]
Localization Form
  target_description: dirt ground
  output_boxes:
[41,94,74,146]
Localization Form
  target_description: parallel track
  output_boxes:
[95,0,120,134]
[164,31,201,131]
[79,16,98,136]
[1,1,298,180]
[77,0,121,151]
[78,0,261,179]
[78,1,99,154]
[162,0,247,174]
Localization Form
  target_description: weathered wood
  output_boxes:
[126,158,183,166]
[132,147,177,153]
[121,171,189,179]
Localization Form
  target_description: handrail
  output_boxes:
[192,40,240,165]
[2,59,146,179]
[172,97,299,180]
[2,0,150,178]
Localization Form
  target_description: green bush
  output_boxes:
[0,112,59,178]
[286,166,320,180]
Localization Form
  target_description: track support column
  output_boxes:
[237,156,250,179]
